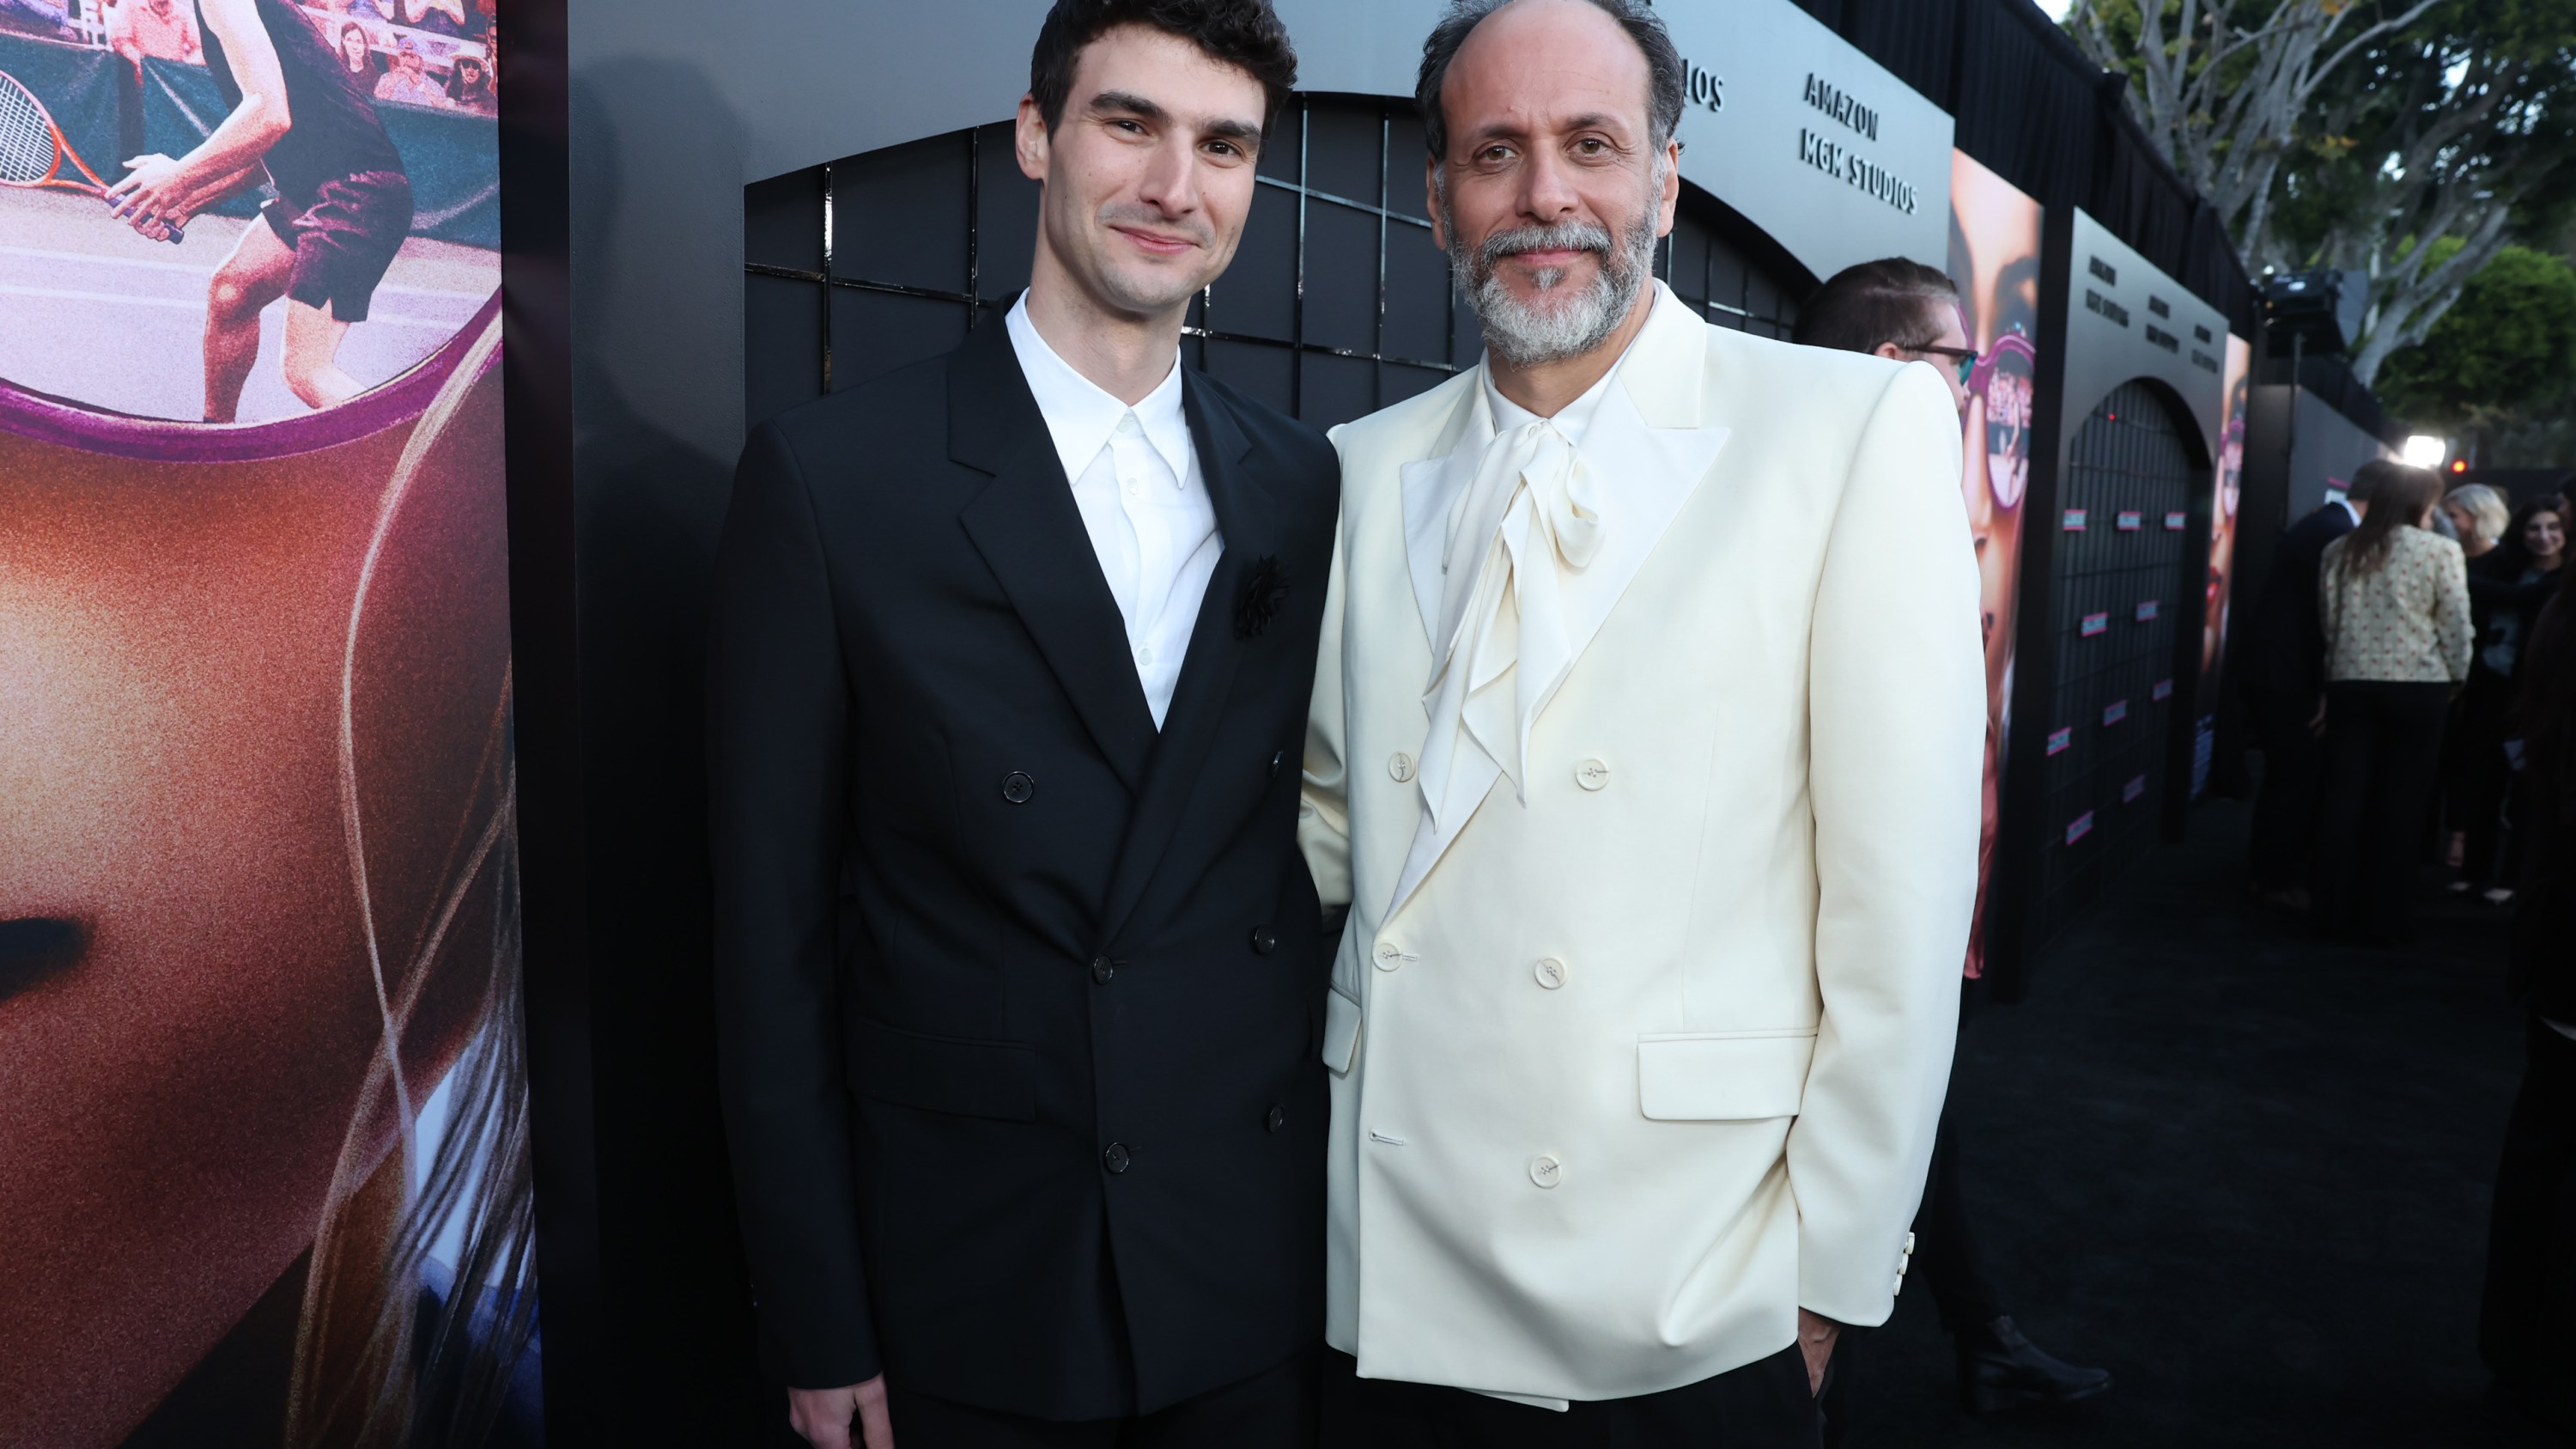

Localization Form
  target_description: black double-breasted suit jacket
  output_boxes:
[708,314,1340,1421]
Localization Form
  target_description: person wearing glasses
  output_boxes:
[1793,259,2114,1427]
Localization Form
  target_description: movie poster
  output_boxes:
[0,1,534,1444]
[2193,332,2251,798]
[1947,149,2041,979]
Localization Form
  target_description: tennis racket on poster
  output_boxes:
[0,68,185,243]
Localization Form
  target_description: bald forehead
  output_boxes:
[1443,0,1655,148]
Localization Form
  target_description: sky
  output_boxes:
[2035,0,2075,18]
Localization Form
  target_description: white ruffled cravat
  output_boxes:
[1414,415,1608,838]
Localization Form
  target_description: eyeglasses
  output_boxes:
[1911,344,1982,387]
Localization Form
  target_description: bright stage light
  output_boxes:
[2402,435,2447,469]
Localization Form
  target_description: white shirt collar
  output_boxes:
[1006,295,1194,488]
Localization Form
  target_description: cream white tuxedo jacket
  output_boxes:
[1298,283,1984,1404]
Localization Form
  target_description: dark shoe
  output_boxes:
[1955,1316,2112,1414]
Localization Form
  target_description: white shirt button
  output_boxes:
[1115,413,1140,435]
[1528,1154,1564,1189]
[1373,941,1406,972]
[1136,645,1155,667]
[1577,758,1610,791]
[1388,752,1416,782]
[1124,478,1142,496]
[1534,956,1566,989]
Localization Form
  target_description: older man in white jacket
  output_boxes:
[1297,1,1986,1443]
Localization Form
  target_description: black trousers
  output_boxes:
[2312,680,2451,941]
[2246,683,2330,892]
[2445,672,2514,886]
[2481,1016,2576,1432]
[882,1349,1318,1449]
[1322,1346,1820,1448]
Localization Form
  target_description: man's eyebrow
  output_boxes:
[1089,89,1264,151]
[1202,116,1264,149]
[1087,89,1170,125]
[1558,113,1632,137]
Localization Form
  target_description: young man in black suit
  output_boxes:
[708,4,1336,1446]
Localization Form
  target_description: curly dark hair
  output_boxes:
[1029,0,1298,137]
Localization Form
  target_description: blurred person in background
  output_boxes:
[2312,462,2473,945]
[2241,468,2381,910]
[2476,497,2570,905]
[1793,259,2111,1433]
[109,0,199,71]
[2445,483,2518,894]
[371,34,447,106]
[332,18,374,82]
[2479,555,2576,1435]
[444,49,491,112]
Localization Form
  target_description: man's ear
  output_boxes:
[1871,342,1910,362]
[1016,94,1050,185]
[1655,137,1680,238]
[1423,156,1446,251]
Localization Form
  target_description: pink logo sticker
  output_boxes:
[2103,699,2129,725]
[2081,612,2110,636]
[2063,508,2088,531]
[2067,811,2095,843]
[2153,679,2173,701]
[2123,775,2147,802]
[2165,511,2187,531]
[2047,727,2073,756]
[2117,511,2142,531]
[2136,600,2160,621]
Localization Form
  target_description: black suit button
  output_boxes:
[1103,1142,1132,1174]
[1001,771,1036,804]
[1269,750,1285,779]
[1250,925,1279,955]
[1091,955,1115,985]
[1266,1104,1285,1133]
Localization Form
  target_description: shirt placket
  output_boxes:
[1109,421,1170,674]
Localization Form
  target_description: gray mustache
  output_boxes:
[1478,221,1614,266]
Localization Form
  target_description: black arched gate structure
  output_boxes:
[743,94,1808,434]
[2026,379,2210,952]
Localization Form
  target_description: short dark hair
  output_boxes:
[2344,457,2399,508]
[1793,258,1959,354]
[1030,0,1298,137]
[1417,0,1685,164]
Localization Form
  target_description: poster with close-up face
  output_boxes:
[1946,149,2040,979]
[2196,332,2251,797]
[0,0,534,1444]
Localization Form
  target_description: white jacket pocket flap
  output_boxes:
[1637,1030,1818,1120]
[1322,986,1363,1075]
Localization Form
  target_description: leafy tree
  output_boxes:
[2376,243,2576,423]
[2069,1,2576,386]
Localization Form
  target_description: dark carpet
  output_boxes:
[1842,796,2570,1448]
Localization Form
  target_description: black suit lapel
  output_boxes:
[1097,376,1278,947]
[950,320,1157,793]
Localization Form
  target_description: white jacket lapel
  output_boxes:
[1383,286,1728,919]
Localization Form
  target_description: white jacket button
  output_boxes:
[1534,956,1567,989]
[1388,752,1417,782]
[1576,758,1610,790]
[1528,1154,1564,1188]
[1373,941,1406,971]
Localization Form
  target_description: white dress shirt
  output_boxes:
[1006,296,1223,728]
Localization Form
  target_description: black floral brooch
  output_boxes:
[1235,554,1290,638]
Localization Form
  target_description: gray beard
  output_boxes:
[1443,182,1660,370]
